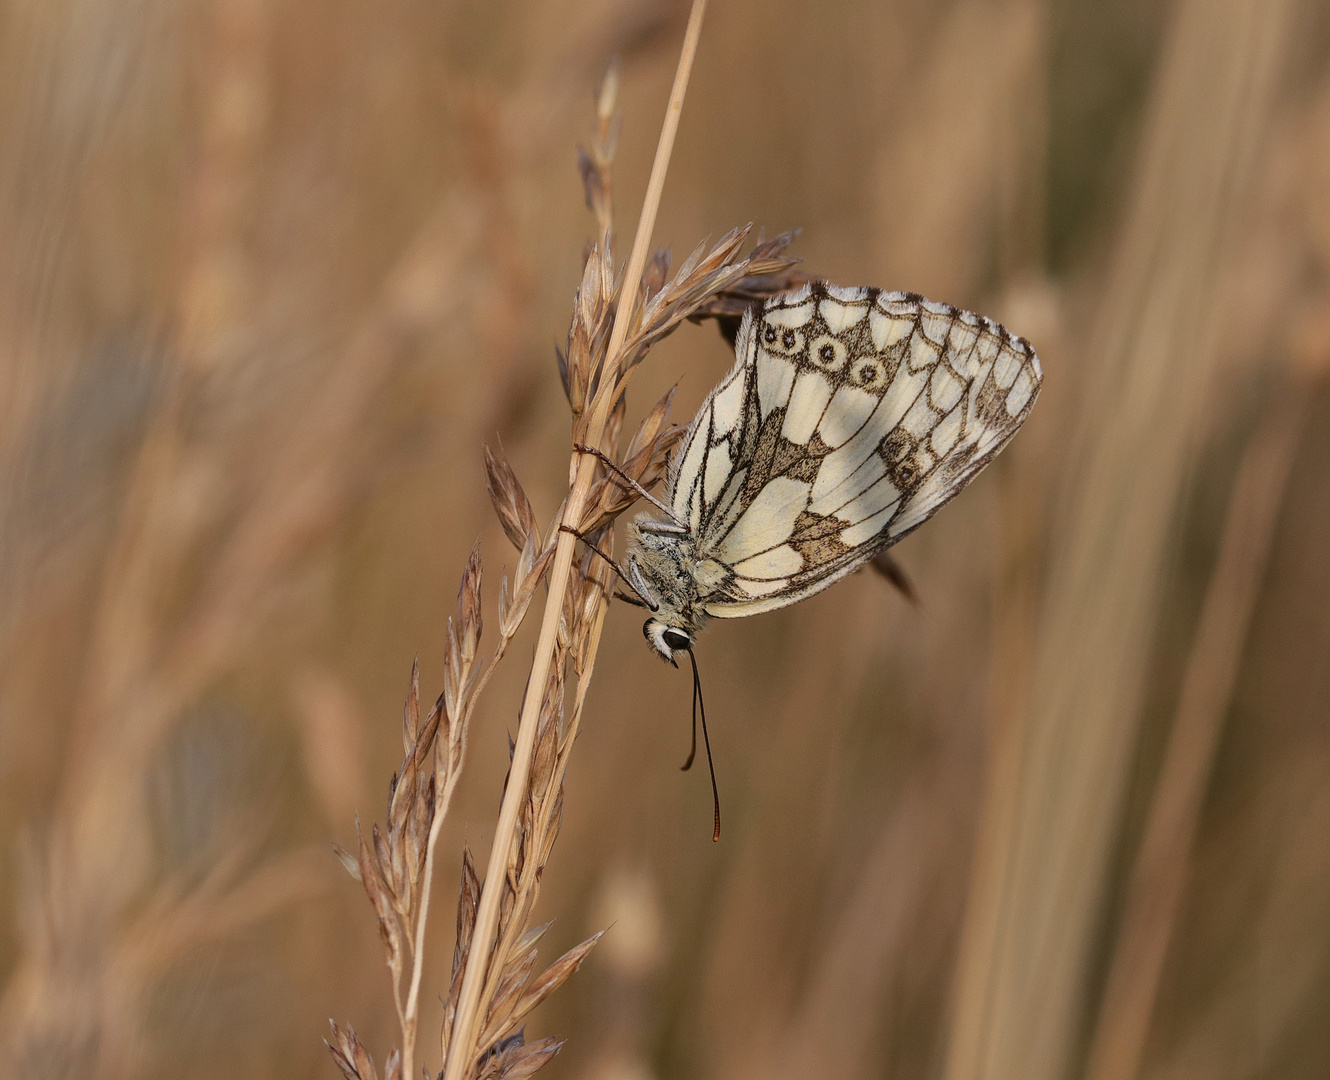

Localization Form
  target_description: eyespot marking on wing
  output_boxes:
[806,334,849,374]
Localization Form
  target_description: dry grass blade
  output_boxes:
[7,2,1330,1079]
[1083,382,1312,1080]
[686,228,806,339]
[564,237,618,418]
[578,56,620,237]
[443,546,484,737]
[942,2,1300,1078]
[356,821,404,974]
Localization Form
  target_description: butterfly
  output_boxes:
[569,282,1041,838]
[598,281,1043,660]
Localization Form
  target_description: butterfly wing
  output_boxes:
[666,313,759,530]
[673,282,1041,617]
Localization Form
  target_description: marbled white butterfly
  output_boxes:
[617,281,1043,661]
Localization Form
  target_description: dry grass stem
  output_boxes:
[438,7,710,1073]
[332,6,806,1076]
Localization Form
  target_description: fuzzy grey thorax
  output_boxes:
[626,515,715,662]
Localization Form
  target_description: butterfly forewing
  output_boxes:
[668,282,1042,617]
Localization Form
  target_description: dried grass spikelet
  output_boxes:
[565,226,801,537]
[330,537,553,1080]
[331,8,811,1077]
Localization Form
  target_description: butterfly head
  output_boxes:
[643,618,693,665]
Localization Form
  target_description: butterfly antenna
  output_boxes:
[680,661,698,771]
[687,647,721,842]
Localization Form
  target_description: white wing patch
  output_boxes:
[714,476,810,567]
[712,371,746,433]
[757,349,796,418]
[1007,367,1037,415]
[732,543,804,580]
[817,384,878,448]
[782,372,833,443]
[819,293,870,333]
[703,441,733,505]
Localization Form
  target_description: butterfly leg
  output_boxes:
[558,525,660,610]
[634,517,689,536]
[572,443,686,527]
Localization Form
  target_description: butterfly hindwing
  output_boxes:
[676,283,1042,617]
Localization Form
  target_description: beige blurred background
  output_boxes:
[3,0,1330,1078]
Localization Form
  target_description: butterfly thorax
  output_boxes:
[626,515,730,660]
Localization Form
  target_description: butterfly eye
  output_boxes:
[764,325,777,344]
[782,329,796,350]
[663,630,690,651]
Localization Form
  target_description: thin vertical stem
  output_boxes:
[438,5,708,1077]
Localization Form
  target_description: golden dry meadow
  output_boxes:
[2,1,1330,1079]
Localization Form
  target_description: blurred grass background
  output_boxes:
[2,0,1330,1079]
